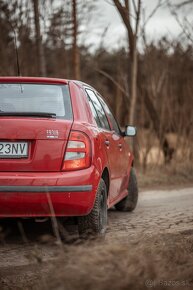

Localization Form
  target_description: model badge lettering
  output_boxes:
[46,129,59,139]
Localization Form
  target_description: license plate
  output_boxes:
[0,142,28,158]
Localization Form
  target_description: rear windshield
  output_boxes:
[0,83,72,119]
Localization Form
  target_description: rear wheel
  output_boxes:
[115,167,138,212]
[78,179,107,237]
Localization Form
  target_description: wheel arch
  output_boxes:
[101,167,110,197]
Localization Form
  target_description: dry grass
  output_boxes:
[138,162,193,190]
[40,231,193,290]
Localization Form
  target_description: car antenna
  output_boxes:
[8,21,21,77]
[7,20,23,93]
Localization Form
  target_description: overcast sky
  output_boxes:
[80,0,193,51]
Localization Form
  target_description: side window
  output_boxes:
[87,97,101,127]
[86,89,110,131]
[98,95,121,135]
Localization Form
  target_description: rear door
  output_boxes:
[0,83,73,172]
[97,95,130,201]
[85,89,125,200]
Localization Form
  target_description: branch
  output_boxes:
[113,0,135,55]
[97,25,109,50]
[113,0,134,39]
[141,0,167,48]
[135,0,141,35]
[144,0,165,26]
[168,1,193,43]
[95,68,129,100]
[175,0,193,8]
[131,0,137,14]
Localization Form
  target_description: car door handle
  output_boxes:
[118,143,122,149]
[104,140,110,146]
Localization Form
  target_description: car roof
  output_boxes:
[0,77,100,98]
[0,77,97,89]
[0,77,68,85]
[73,80,97,91]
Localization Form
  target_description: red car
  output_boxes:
[0,77,138,236]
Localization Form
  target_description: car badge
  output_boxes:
[46,129,59,139]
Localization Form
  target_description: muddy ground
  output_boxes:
[0,187,193,290]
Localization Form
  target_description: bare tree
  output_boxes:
[139,0,175,164]
[72,0,80,79]
[167,0,193,44]
[32,0,46,76]
[113,0,141,125]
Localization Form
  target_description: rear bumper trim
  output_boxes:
[0,185,92,192]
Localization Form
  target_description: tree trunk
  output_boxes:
[112,0,141,126]
[72,0,80,79]
[129,40,138,125]
[33,0,46,76]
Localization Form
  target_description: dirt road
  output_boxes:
[0,187,193,290]
[108,187,193,240]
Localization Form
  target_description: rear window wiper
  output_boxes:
[0,112,56,118]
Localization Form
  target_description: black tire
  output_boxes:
[78,179,107,237]
[115,167,138,212]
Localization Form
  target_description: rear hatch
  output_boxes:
[0,82,73,172]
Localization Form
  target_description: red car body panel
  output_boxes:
[0,166,99,217]
[0,77,134,217]
[0,118,72,172]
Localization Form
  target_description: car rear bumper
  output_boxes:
[0,166,100,217]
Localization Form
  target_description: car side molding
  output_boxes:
[0,185,92,192]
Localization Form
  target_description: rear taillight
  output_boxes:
[62,131,91,171]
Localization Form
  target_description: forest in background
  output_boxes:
[0,0,193,174]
